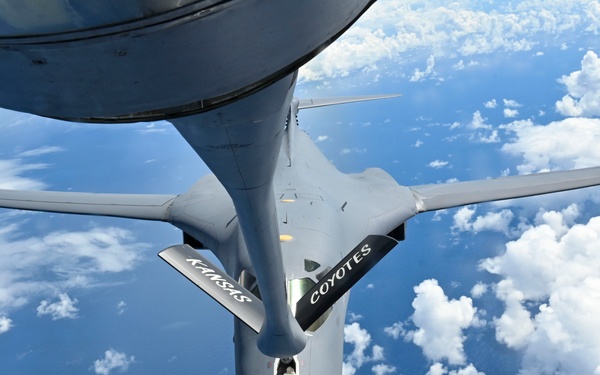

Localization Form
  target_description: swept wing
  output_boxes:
[409,167,600,212]
[0,189,176,221]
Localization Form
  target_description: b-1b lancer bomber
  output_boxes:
[1,1,599,374]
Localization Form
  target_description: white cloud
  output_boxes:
[414,139,424,147]
[470,283,488,298]
[316,135,329,142]
[372,363,396,375]
[0,316,12,334]
[468,111,491,130]
[480,208,600,374]
[343,323,388,374]
[466,112,499,143]
[37,293,79,320]
[0,223,148,313]
[449,364,486,375]
[411,55,436,82]
[92,349,135,375]
[502,117,600,174]
[348,312,363,322]
[477,130,500,144]
[452,206,515,236]
[426,362,486,375]
[384,322,406,340]
[453,60,465,70]
[503,108,519,118]
[483,99,497,109]
[343,362,357,375]
[428,160,449,169]
[0,159,49,190]
[403,279,479,365]
[427,363,447,375]
[556,51,600,117]
[299,2,598,82]
[17,146,64,158]
[503,99,522,108]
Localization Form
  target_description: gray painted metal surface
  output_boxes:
[0,190,175,220]
[170,74,307,358]
[0,0,375,121]
[409,167,600,212]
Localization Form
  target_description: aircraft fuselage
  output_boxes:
[166,82,416,373]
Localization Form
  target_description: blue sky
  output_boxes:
[2,1,600,374]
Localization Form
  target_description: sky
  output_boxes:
[1,1,600,374]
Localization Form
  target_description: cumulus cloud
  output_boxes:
[410,55,437,82]
[384,322,406,340]
[372,363,396,375]
[452,206,515,236]
[466,112,500,143]
[92,349,135,375]
[0,223,148,313]
[299,1,599,82]
[470,283,488,299]
[502,117,600,174]
[427,363,486,375]
[453,60,466,70]
[343,323,389,375]
[480,207,600,374]
[483,99,497,109]
[503,108,519,118]
[468,111,491,130]
[556,50,600,117]
[37,293,79,320]
[503,99,522,108]
[450,364,486,375]
[399,279,479,365]
[0,316,12,334]
[427,363,447,375]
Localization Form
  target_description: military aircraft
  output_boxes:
[1,1,600,374]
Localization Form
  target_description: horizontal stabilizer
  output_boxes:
[0,189,176,221]
[295,235,398,331]
[297,94,400,110]
[158,245,265,333]
[409,166,600,212]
